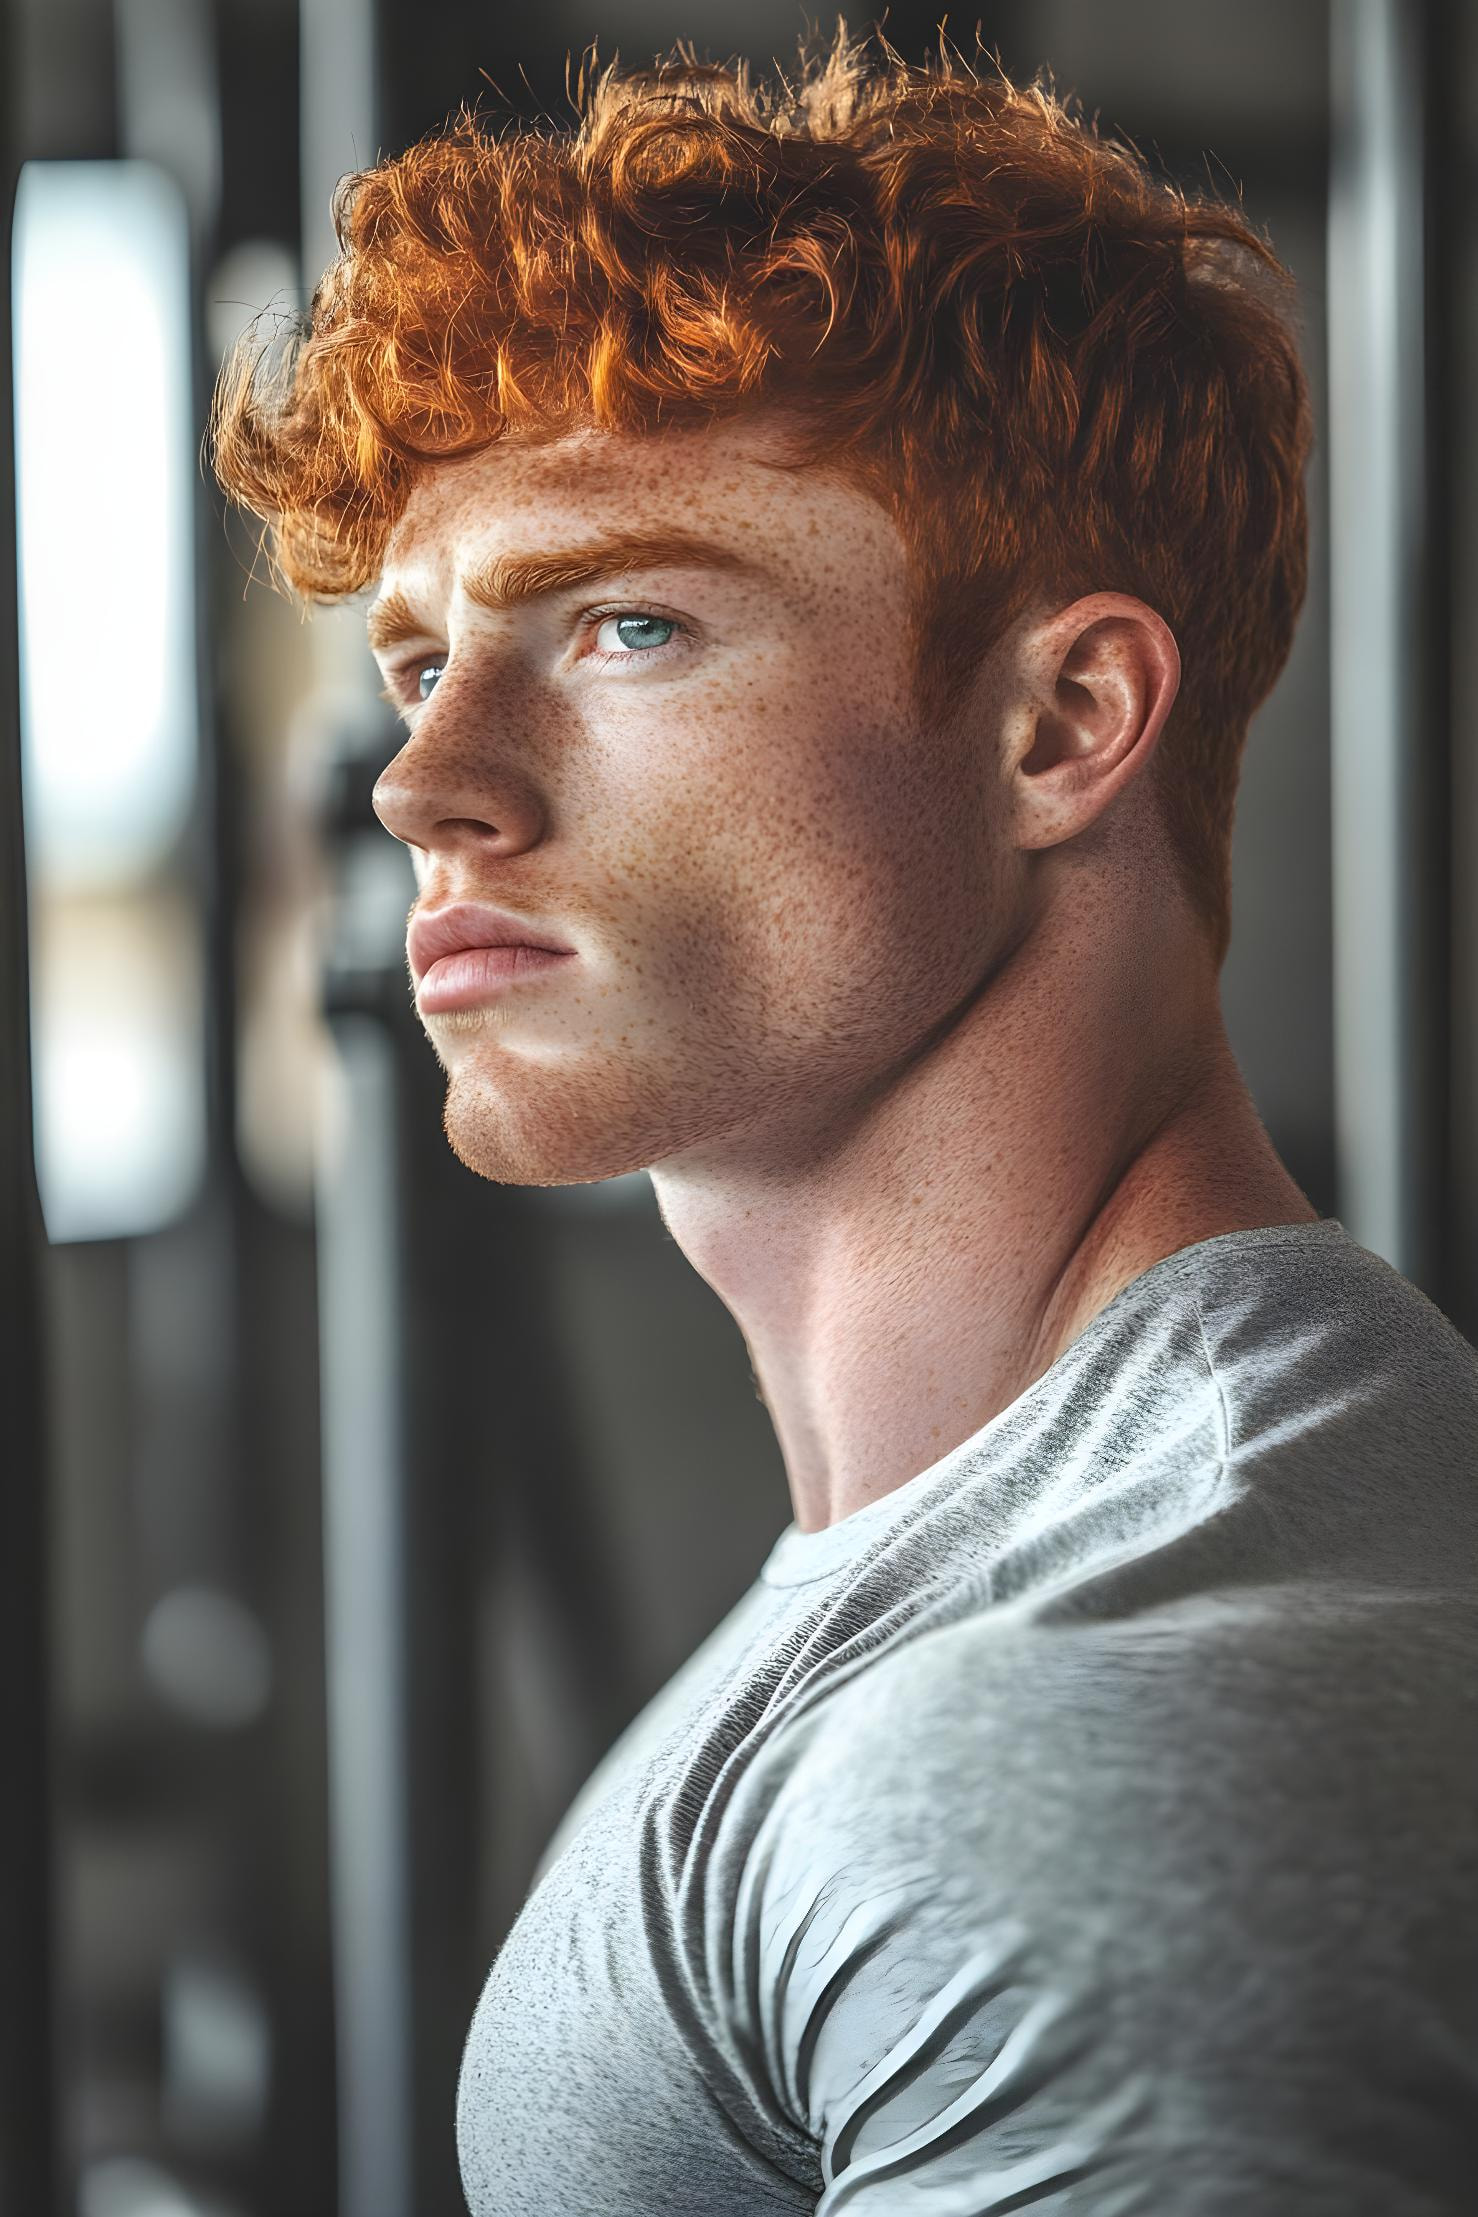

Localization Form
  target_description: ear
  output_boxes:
[1009,594,1181,853]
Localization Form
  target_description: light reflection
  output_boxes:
[28,884,204,1242]
[12,160,204,1240]
[13,161,197,886]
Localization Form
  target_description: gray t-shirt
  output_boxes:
[457,1220,1478,2213]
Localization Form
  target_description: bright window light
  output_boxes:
[12,160,205,1240]
[29,887,205,1243]
[13,159,197,887]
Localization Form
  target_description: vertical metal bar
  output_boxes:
[0,60,59,2217]
[1445,3,1478,1343]
[299,1,410,2210]
[1327,0,1440,1280]
[315,1011,413,2217]
[300,0,377,327]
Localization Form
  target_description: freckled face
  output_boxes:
[369,415,1014,1188]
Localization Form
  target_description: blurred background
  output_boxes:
[1,1,1475,2212]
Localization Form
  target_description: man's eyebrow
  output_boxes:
[365,587,428,657]
[364,529,762,654]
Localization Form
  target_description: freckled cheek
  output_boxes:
[553,656,917,927]
[563,662,790,818]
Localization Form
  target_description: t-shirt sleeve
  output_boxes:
[714,1601,1478,2213]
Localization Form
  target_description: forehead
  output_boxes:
[379,414,906,606]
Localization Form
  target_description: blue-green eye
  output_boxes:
[595,614,677,655]
[417,663,445,700]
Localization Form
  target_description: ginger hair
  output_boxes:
[212,22,1314,964]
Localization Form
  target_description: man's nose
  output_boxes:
[370,743,444,847]
[371,737,544,861]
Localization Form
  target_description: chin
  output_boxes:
[438,1057,676,1190]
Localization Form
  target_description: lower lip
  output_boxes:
[416,944,575,1013]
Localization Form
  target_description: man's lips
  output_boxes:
[407,900,574,983]
[418,943,573,1012]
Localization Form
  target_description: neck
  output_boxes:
[649,880,1316,1535]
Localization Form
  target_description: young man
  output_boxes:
[215,30,1478,2212]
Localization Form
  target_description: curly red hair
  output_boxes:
[212,23,1313,964]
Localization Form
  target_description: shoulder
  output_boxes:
[710,1591,1478,2178]
[1190,1226,1478,1476]
[1180,1230,1478,1595]
[730,1583,1477,1961]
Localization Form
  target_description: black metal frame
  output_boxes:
[0,13,58,2210]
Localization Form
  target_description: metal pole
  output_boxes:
[1327,0,1442,1282]
[0,43,59,2217]
[315,1000,415,2217]
[298,0,418,2207]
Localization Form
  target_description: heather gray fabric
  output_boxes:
[457,1219,1478,2214]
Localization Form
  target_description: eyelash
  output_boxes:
[382,603,691,709]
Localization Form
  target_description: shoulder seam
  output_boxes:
[1192,1290,1233,1468]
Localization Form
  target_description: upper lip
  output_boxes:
[407,901,574,982]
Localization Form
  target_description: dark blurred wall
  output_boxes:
[15,0,334,2211]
